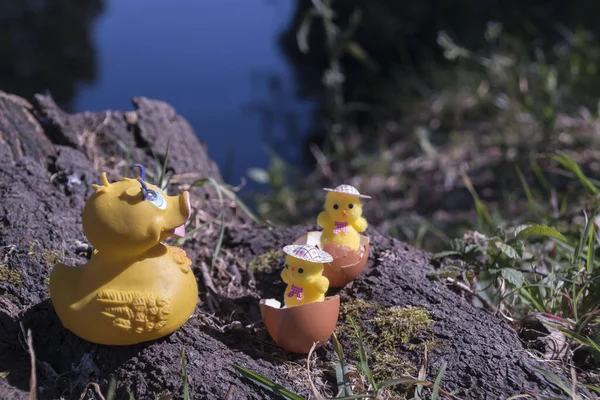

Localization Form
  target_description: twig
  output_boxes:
[306,342,323,400]
[570,365,579,400]
[199,261,220,314]
[446,277,496,313]
[223,385,235,400]
[27,329,36,400]
[227,264,242,285]
[310,143,333,179]
[79,382,106,400]
[199,261,218,293]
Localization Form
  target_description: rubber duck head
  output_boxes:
[82,164,191,257]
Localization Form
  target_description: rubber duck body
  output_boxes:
[50,166,198,345]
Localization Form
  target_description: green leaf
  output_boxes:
[494,226,506,241]
[246,167,270,184]
[495,242,520,259]
[431,361,447,400]
[531,365,573,397]
[512,240,525,258]
[515,224,567,242]
[550,153,599,194]
[500,268,525,287]
[449,239,465,253]
[233,364,304,400]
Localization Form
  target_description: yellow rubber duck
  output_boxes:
[280,244,332,307]
[49,164,198,345]
[317,184,371,251]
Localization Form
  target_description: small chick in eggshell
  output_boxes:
[281,244,332,307]
[318,184,370,251]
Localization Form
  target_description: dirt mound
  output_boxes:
[0,91,568,399]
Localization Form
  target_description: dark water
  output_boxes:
[1,0,313,191]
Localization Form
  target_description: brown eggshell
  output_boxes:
[294,231,370,287]
[260,296,340,354]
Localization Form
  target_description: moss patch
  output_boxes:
[248,249,284,272]
[0,264,22,286]
[339,299,435,383]
[42,249,63,265]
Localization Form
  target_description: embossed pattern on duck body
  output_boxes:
[49,244,198,345]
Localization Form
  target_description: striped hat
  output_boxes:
[323,184,371,199]
[283,244,333,263]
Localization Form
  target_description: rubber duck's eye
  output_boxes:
[349,203,354,209]
[333,204,339,210]
[146,190,167,210]
[298,268,304,274]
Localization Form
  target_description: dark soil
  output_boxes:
[0,90,572,399]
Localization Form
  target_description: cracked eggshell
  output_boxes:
[294,231,370,288]
[260,296,340,354]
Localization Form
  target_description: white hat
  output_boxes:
[323,184,371,199]
[283,244,333,263]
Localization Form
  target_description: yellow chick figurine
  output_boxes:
[280,244,333,307]
[49,164,199,345]
[318,184,371,251]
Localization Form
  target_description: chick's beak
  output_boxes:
[342,209,348,217]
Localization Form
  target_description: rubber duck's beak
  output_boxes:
[170,191,191,238]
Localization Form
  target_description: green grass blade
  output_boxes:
[515,165,540,212]
[460,171,494,231]
[431,361,447,400]
[326,395,372,400]
[209,180,226,274]
[582,384,600,393]
[159,138,171,190]
[180,347,190,400]
[233,364,304,400]
[106,377,117,400]
[531,364,573,396]
[332,333,352,397]
[572,211,595,266]
[519,287,547,313]
[587,223,596,276]
[356,333,376,391]
[377,377,421,390]
[549,153,599,194]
